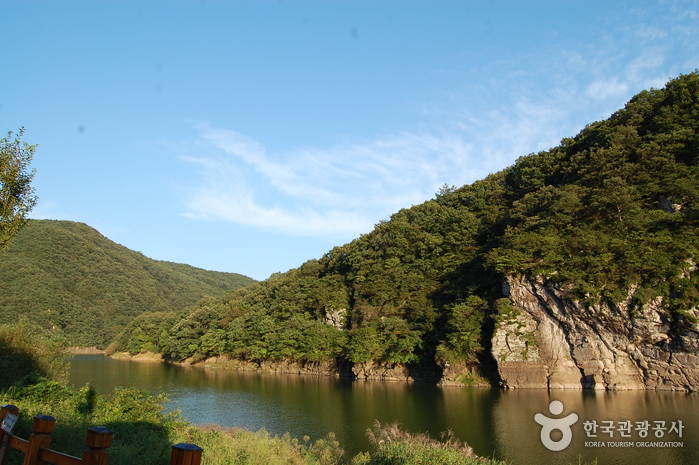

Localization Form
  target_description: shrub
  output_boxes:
[0,322,70,388]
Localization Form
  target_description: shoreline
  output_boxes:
[98,351,490,387]
[67,347,106,355]
[108,351,165,362]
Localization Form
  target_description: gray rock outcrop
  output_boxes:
[492,275,699,391]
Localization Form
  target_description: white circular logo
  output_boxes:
[534,400,579,451]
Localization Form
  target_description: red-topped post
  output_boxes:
[170,443,203,465]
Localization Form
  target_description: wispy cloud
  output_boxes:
[182,124,476,238]
[29,200,70,221]
[444,14,685,164]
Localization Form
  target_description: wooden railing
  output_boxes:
[0,405,203,465]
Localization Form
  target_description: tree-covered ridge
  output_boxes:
[118,72,699,379]
[0,220,255,347]
[490,76,699,304]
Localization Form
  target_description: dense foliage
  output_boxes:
[0,128,37,251]
[0,322,71,389]
[116,72,699,378]
[0,220,255,347]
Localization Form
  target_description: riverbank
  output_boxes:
[194,354,345,376]
[109,350,164,362]
[106,351,490,386]
[67,346,106,355]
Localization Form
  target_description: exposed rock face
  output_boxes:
[492,275,699,391]
[352,361,412,381]
[195,355,342,376]
[438,362,491,387]
[325,308,347,330]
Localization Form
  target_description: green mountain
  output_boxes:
[118,72,698,387]
[0,220,255,347]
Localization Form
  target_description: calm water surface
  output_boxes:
[69,355,699,465]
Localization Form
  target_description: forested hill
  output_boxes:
[116,72,699,383]
[0,220,255,347]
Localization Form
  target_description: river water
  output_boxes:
[69,355,699,465]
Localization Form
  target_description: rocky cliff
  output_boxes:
[492,274,699,391]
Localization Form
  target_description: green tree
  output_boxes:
[0,322,70,388]
[436,296,487,365]
[0,128,38,250]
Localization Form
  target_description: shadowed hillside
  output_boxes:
[0,220,255,347]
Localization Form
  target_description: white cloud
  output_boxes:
[585,78,630,102]
[182,125,477,238]
[626,47,667,82]
[29,200,64,220]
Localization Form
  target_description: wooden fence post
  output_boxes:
[170,443,203,465]
[0,405,19,422]
[0,405,19,439]
[81,427,113,465]
[0,405,20,465]
[1,406,187,465]
[22,415,55,465]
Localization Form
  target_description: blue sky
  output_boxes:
[2,1,698,281]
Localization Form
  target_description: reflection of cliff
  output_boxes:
[492,275,699,390]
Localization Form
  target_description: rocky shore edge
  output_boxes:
[98,352,489,387]
[67,346,106,355]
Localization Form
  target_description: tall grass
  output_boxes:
[363,421,504,465]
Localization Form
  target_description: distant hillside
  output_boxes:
[116,72,699,388]
[0,220,255,347]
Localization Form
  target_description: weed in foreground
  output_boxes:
[365,420,506,465]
